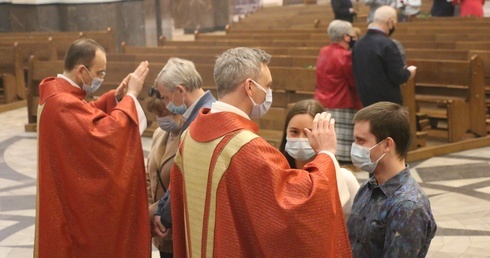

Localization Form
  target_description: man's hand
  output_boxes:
[305,112,337,155]
[115,74,131,101]
[151,215,170,238]
[407,65,417,80]
[127,61,150,96]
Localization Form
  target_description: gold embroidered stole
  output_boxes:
[175,129,258,257]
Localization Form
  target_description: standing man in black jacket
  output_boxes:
[331,0,357,22]
[352,6,416,107]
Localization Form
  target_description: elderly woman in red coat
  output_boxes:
[314,19,363,163]
[454,0,485,17]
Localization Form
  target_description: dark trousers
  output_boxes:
[160,251,173,258]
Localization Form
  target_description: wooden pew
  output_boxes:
[160,38,326,48]
[196,32,327,41]
[25,57,64,130]
[0,27,116,60]
[405,49,469,61]
[0,44,26,103]
[0,38,57,64]
[407,56,487,142]
[122,43,322,57]
[109,52,317,69]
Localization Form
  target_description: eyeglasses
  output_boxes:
[81,65,106,79]
[148,87,163,99]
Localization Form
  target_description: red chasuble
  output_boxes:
[34,77,150,257]
[171,108,352,258]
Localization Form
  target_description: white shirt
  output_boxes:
[210,101,250,120]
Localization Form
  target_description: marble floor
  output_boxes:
[1,105,490,257]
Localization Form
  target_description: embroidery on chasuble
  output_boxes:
[175,130,259,257]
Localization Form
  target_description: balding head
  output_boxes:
[373,6,397,23]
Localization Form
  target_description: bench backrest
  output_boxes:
[407,56,486,136]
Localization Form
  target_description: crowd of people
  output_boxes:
[33,4,440,258]
[331,0,484,22]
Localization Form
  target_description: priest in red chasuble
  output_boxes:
[170,47,352,257]
[34,38,151,257]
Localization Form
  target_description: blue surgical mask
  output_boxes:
[81,66,103,94]
[249,80,272,119]
[157,115,181,133]
[166,90,187,115]
[285,137,316,161]
[350,140,386,173]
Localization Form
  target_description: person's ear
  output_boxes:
[175,84,187,95]
[344,34,350,42]
[76,65,85,76]
[244,79,253,96]
[385,137,395,152]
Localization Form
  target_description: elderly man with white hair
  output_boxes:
[314,19,363,164]
[352,6,416,107]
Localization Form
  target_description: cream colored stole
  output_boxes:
[174,129,258,257]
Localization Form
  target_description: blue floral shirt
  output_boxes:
[347,166,437,257]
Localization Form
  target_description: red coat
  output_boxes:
[314,43,363,110]
[35,78,150,257]
[454,0,485,17]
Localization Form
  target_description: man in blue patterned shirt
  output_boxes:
[347,102,437,257]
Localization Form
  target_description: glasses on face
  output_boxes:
[148,87,163,99]
[82,65,106,79]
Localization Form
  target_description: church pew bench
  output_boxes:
[122,43,322,57]
[407,56,487,142]
[0,45,26,103]
[195,32,327,41]
[405,49,469,61]
[108,52,317,69]
[0,27,116,59]
[159,38,326,48]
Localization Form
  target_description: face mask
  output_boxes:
[249,80,272,119]
[285,138,316,161]
[388,21,396,36]
[157,115,181,133]
[348,36,356,49]
[81,66,103,94]
[350,140,386,173]
[166,89,187,115]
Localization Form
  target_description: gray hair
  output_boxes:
[327,20,353,42]
[155,57,202,92]
[214,47,271,98]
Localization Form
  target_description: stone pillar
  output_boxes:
[174,0,231,34]
[2,1,147,50]
[213,0,231,31]
[9,4,61,32]
[143,0,173,46]
[0,4,11,32]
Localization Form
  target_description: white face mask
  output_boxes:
[285,137,316,161]
[157,115,181,133]
[350,140,386,173]
[81,66,103,94]
[248,80,272,119]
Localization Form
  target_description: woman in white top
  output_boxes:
[278,99,360,219]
